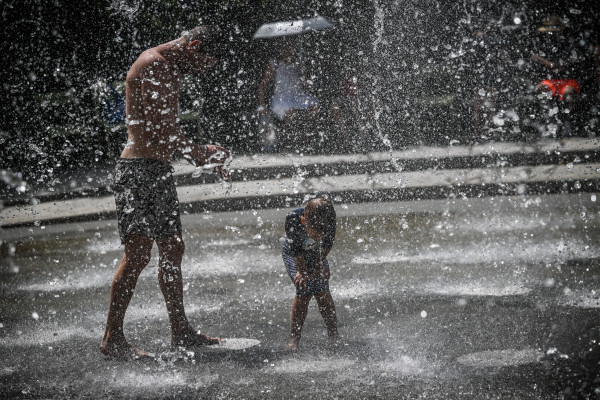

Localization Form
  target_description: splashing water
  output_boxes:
[372,0,402,177]
[192,151,234,193]
[109,0,140,21]
[1,170,28,194]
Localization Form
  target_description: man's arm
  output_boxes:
[257,62,275,114]
[594,44,600,83]
[141,61,230,172]
[531,53,566,73]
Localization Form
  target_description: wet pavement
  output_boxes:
[1,194,599,399]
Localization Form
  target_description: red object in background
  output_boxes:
[538,79,580,100]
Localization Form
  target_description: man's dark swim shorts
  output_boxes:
[113,158,182,243]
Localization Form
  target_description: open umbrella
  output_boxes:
[253,15,333,39]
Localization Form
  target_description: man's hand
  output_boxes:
[202,145,231,179]
[179,135,232,179]
[204,145,230,164]
[212,165,231,179]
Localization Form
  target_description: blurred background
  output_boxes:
[1,0,598,182]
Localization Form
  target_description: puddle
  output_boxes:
[423,282,531,297]
[208,338,260,351]
[331,280,379,299]
[559,289,600,309]
[376,354,438,377]
[1,326,101,347]
[268,358,355,374]
[457,348,543,367]
[352,240,600,266]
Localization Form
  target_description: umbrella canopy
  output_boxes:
[253,15,333,39]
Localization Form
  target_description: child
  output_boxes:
[281,197,339,351]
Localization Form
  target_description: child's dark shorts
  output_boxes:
[113,158,182,244]
[282,240,330,297]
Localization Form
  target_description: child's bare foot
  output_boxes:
[100,337,153,360]
[328,335,342,348]
[171,329,224,347]
[286,337,299,352]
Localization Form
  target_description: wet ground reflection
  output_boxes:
[1,194,599,398]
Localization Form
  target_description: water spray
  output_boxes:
[372,0,403,177]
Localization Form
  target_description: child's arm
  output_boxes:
[315,247,332,281]
[293,255,310,290]
[319,247,331,260]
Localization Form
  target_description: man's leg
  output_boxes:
[315,291,339,341]
[288,294,311,351]
[101,234,153,358]
[156,235,222,347]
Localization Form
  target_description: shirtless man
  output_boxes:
[100,26,230,359]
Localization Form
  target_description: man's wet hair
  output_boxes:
[304,198,336,233]
[181,25,227,57]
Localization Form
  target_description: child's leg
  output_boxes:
[289,295,311,350]
[314,291,339,340]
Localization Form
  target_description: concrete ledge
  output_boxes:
[3,137,598,208]
[2,162,598,229]
[173,137,600,175]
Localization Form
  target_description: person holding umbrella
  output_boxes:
[255,16,332,151]
[257,41,319,122]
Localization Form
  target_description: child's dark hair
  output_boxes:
[305,198,336,233]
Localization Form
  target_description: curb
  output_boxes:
[1,138,599,229]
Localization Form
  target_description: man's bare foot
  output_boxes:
[171,330,224,347]
[286,337,299,352]
[100,338,153,360]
